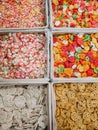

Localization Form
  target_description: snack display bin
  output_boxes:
[0,0,48,30]
[51,29,98,82]
[51,82,98,130]
[0,29,50,83]
[1,0,98,130]
[49,0,98,31]
[0,82,52,130]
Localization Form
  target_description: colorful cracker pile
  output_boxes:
[0,32,47,79]
[0,0,46,28]
[52,0,98,28]
[54,83,98,130]
[53,33,98,78]
[0,84,48,130]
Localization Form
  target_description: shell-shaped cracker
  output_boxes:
[27,87,40,98]
[14,96,26,109]
[6,86,17,95]
[27,89,34,98]
[39,86,44,93]
[13,110,22,127]
[38,128,46,130]
[22,123,34,130]
[0,112,13,129]
[39,121,47,129]
[0,96,4,108]
[27,85,35,91]
[33,106,42,113]
[23,92,32,108]
[0,110,7,123]
[3,106,13,112]
[3,95,14,107]
[30,97,37,108]
[1,122,12,130]
[16,87,24,95]
[21,108,30,122]
[39,106,46,115]
[38,115,48,129]
[29,116,39,124]
[38,95,45,104]
[0,88,7,96]
[6,112,13,123]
